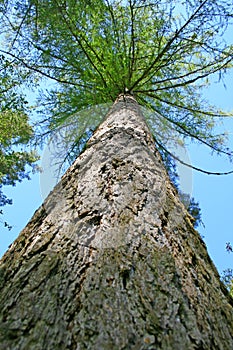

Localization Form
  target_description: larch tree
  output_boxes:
[0,0,233,349]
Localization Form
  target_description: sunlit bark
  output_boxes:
[0,95,232,349]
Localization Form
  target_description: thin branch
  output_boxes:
[53,2,109,88]
[0,49,90,88]
[105,0,121,49]
[8,4,32,50]
[156,139,233,175]
[141,92,231,118]
[135,55,232,93]
[130,0,209,90]
[135,40,231,90]
[0,83,19,94]
[54,0,122,96]
[128,0,136,85]
[138,95,233,158]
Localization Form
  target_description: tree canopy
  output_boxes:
[0,0,233,172]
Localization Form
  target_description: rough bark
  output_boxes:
[0,94,232,350]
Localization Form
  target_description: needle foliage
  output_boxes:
[0,0,233,172]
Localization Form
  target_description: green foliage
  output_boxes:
[0,0,233,173]
[0,111,38,186]
[0,111,38,229]
[0,55,39,229]
[0,55,38,186]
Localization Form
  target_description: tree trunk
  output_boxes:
[0,94,232,350]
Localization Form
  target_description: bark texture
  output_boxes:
[0,95,232,350]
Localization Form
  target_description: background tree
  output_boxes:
[0,55,39,229]
[222,243,233,297]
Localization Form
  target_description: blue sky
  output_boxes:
[1,71,233,278]
[190,75,233,275]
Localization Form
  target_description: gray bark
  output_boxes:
[0,94,232,349]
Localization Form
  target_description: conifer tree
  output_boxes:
[0,2,233,348]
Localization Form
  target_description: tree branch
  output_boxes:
[156,139,233,175]
[129,0,209,90]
